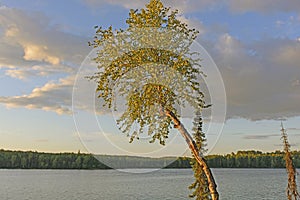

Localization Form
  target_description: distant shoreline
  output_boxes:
[0,149,299,169]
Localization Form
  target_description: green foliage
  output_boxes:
[88,0,205,145]
[192,111,207,154]
[189,111,210,199]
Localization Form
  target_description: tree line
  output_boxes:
[0,149,299,169]
[0,150,109,169]
[206,150,300,168]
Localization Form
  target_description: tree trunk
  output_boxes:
[164,109,219,200]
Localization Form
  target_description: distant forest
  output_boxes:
[0,149,299,169]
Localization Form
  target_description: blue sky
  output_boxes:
[0,0,299,156]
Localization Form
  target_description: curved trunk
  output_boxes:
[165,109,219,200]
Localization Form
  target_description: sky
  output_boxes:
[0,0,299,157]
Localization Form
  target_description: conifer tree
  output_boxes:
[189,111,210,199]
[281,123,300,200]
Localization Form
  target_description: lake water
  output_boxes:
[0,169,299,200]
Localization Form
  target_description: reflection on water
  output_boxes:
[0,169,298,200]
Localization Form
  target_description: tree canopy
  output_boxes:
[88,0,205,145]
[89,0,218,199]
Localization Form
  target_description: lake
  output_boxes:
[0,169,298,200]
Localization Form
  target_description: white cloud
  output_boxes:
[23,44,60,65]
[274,42,300,67]
[209,34,300,120]
[215,33,244,57]
[1,2,300,122]
[4,24,19,37]
[0,76,75,115]
[5,64,76,80]
[0,71,107,115]
[5,69,36,80]
[0,7,89,79]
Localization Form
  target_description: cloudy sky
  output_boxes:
[0,0,299,156]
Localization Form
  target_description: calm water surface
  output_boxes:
[0,169,299,200]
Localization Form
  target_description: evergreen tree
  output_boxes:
[281,123,300,200]
[189,111,210,199]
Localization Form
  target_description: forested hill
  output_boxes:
[0,149,299,169]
